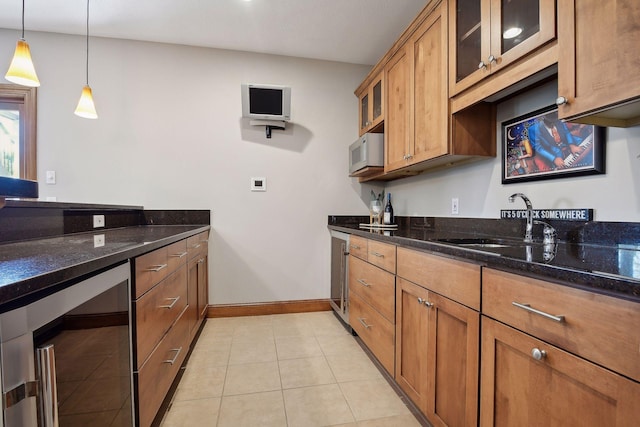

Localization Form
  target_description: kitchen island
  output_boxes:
[0,200,210,426]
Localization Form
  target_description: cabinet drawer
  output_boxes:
[166,239,188,273]
[136,308,189,427]
[483,268,640,382]
[134,246,169,298]
[187,232,208,259]
[349,256,395,323]
[349,235,368,260]
[397,247,480,310]
[368,240,396,273]
[135,264,188,368]
[350,292,395,375]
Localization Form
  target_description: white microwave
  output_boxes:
[349,133,384,174]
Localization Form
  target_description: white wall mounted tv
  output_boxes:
[241,83,291,121]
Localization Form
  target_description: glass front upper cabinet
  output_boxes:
[357,71,384,135]
[449,0,556,96]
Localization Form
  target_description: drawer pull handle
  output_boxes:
[146,264,168,272]
[371,252,384,258]
[358,318,372,329]
[163,347,183,365]
[531,348,547,361]
[350,244,361,250]
[159,296,180,309]
[357,279,371,287]
[512,302,565,323]
[190,244,201,249]
[171,252,188,259]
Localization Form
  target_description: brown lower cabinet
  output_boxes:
[136,309,189,427]
[187,233,209,340]
[350,238,640,427]
[395,276,479,427]
[133,230,209,426]
[480,317,640,426]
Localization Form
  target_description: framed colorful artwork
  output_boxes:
[502,106,605,184]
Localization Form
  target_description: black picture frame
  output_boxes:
[501,105,605,184]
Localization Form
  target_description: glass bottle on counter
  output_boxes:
[383,193,394,225]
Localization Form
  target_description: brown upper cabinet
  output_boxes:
[353,0,500,182]
[449,0,556,97]
[385,4,449,173]
[356,71,384,135]
[557,0,640,127]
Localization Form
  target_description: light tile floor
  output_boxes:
[160,311,423,427]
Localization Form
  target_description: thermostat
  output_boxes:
[251,177,267,192]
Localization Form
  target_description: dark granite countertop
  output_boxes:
[329,216,640,304]
[0,225,210,313]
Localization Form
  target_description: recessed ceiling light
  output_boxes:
[503,27,523,39]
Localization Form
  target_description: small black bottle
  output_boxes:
[383,193,394,225]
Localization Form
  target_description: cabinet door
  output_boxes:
[426,293,479,427]
[488,0,556,75]
[385,45,412,172]
[449,0,556,96]
[412,3,449,164]
[395,278,429,413]
[480,317,640,427]
[197,251,208,321]
[449,0,491,95]
[370,76,384,130]
[359,91,370,134]
[557,0,640,126]
[187,255,199,338]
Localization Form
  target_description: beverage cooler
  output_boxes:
[0,263,133,426]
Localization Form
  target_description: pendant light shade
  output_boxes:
[75,0,98,119]
[75,85,98,119]
[5,1,40,87]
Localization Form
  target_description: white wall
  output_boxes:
[385,81,640,222]
[0,29,374,304]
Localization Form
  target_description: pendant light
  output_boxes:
[75,0,98,119]
[5,0,40,87]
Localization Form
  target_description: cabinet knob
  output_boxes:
[406,154,413,161]
[556,96,569,106]
[418,297,424,304]
[531,348,547,360]
[478,61,487,70]
[423,301,433,308]
[488,54,497,65]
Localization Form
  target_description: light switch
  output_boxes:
[251,177,267,192]
[45,170,56,184]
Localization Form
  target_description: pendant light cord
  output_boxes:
[21,0,25,39]
[85,0,90,86]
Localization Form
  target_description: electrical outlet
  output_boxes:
[93,214,105,228]
[93,234,105,248]
[451,198,459,215]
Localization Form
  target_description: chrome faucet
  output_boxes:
[509,193,533,243]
